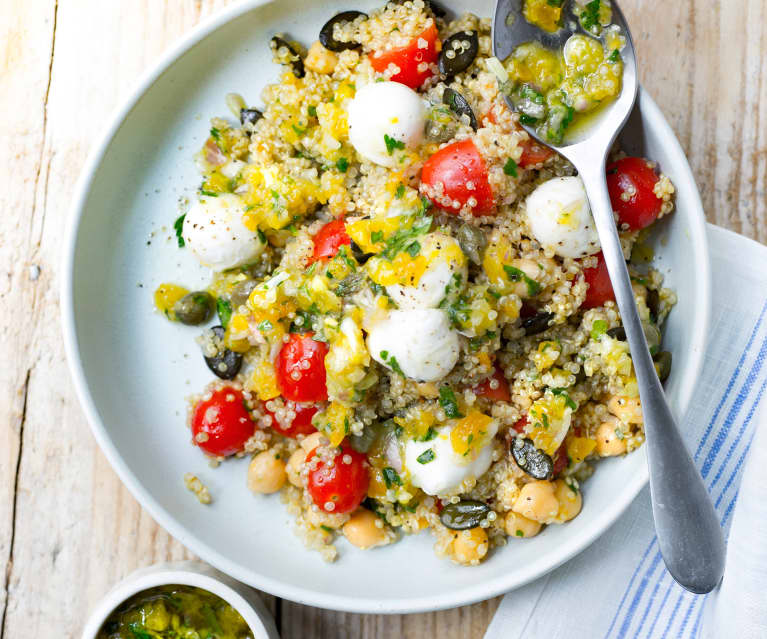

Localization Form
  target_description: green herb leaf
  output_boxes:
[382,467,403,489]
[515,529,524,537]
[128,624,152,639]
[216,298,232,328]
[371,230,384,244]
[200,189,219,197]
[258,319,273,332]
[210,127,221,141]
[439,386,464,419]
[580,0,601,31]
[420,427,438,442]
[590,319,607,340]
[608,48,621,63]
[384,134,405,155]
[551,387,578,410]
[173,214,186,248]
[416,449,435,464]
[503,158,518,177]
[336,157,349,172]
[379,350,406,377]
[291,123,306,136]
[395,184,406,199]
[519,113,538,125]
[308,105,318,117]
[320,524,333,532]
[381,216,432,261]
[503,265,541,296]
[405,241,421,258]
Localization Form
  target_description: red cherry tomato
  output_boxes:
[263,400,318,438]
[369,24,439,89]
[311,218,351,263]
[552,441,569,476]
[473,366,511,402]
[276,333,329,403]
[582,252,615,309]
[421,139,494,215]
[512,415,528,434]
[606,156,662,230]
[519,139,554,168]
[191,387,255,457]
[305,445,369,514]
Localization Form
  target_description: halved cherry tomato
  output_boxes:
[369,24,439,89]
[512,415,528,434]
[306,445,369,514]
[473,366,511,402]
[421,139,494,215]
[519,139,554,168]
[191,387,255,457]
[552,441,569,476]
[582,251,615,309]
[606,156,662,230]
[263,400,318,438]
[311,218,351,263]
[276,333,329,402]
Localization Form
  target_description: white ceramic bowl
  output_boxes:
[80,561,279,639]
[62,0,710,614]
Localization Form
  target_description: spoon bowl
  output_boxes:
[493,0,725,594]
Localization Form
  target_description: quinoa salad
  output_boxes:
[154,0,677,565]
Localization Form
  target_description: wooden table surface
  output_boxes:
[2,1,766,637]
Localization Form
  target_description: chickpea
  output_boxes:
[300,431,326,453]
[247,451,287,494]
[305,40,338,74]
[507,258,545,298]
[608,395,643,424]
[595,416,628,457]
[505,512,542,538]
[512,480,559,524]
[553,479,582,523]
[343,509,390,550]
[287,448,306,487]
[450,527,489,564]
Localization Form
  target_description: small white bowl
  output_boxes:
[81,561,279,639]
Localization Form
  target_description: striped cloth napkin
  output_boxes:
[484,224,767,639]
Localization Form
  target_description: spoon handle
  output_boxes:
[577,157,725,594]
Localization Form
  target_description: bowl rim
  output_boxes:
[79,560,279,639]
[61,0,711,614]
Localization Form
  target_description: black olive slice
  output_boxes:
[203,326,243,380]
[319,11,367,52]
[438,30,479,76]
[522,311,554,336]
[271,36,305,78]
[240,108,263,126]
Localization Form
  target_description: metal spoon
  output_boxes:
[493,0,725,594]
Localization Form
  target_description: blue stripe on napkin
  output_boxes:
[603,298,767,639]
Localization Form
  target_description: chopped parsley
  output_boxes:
[503,265,541,296]
[308,105,317,117]
[580,0,601,31]
[370,230,384,244]
[519,113,538,126]
[469,331,497,351]
[291,123,306,136]
[416,449,435,464]
[608,49,621,63]
[439,386,464,419]
[516,529,524,537]
[173,214,186,248]
[199,189,219,197]
[382,467,403,489]
[547,0,564,5]
[210,127,222,142]
[336,157,349,173]
[216,298,232,328]
[503,158,518,177]
[320,524,333,533]
[405,241,421,258]
[380,215,432,260]
[384,133,405,155]
[395,184,406,199]
[551,387,578,410]
[257,228,267,244]
[590,319,608,340]
[257,319,273,332]
[379,350,405,377]
[420,427,438,442]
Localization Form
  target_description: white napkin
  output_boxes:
[484,224,767,639]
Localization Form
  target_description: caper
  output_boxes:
[440,500,490,530]
[202,326,243,380]
[654,350,672,382]
[173,291,213,325]
[522,312,554,336]
[270,36,304,78]
[349,421,384,454]
[319,11,366,52]
[456,222,486,265]
[230,279,258,310]
[334,271,366,297]
[510,437,554,480]
[438,30,479,76]
[443,88,477,131]
[240,108,263,126]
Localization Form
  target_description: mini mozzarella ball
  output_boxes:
[512,480,560,524]
[343,508,390,549]
[386,233,468,309]
[404,420,499,495]
[183,193,266,271]
[247,451,287,494]
[366,309,459,382]
[525,176,600,258]
[505,512,542,538]
[347,81,427,167]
